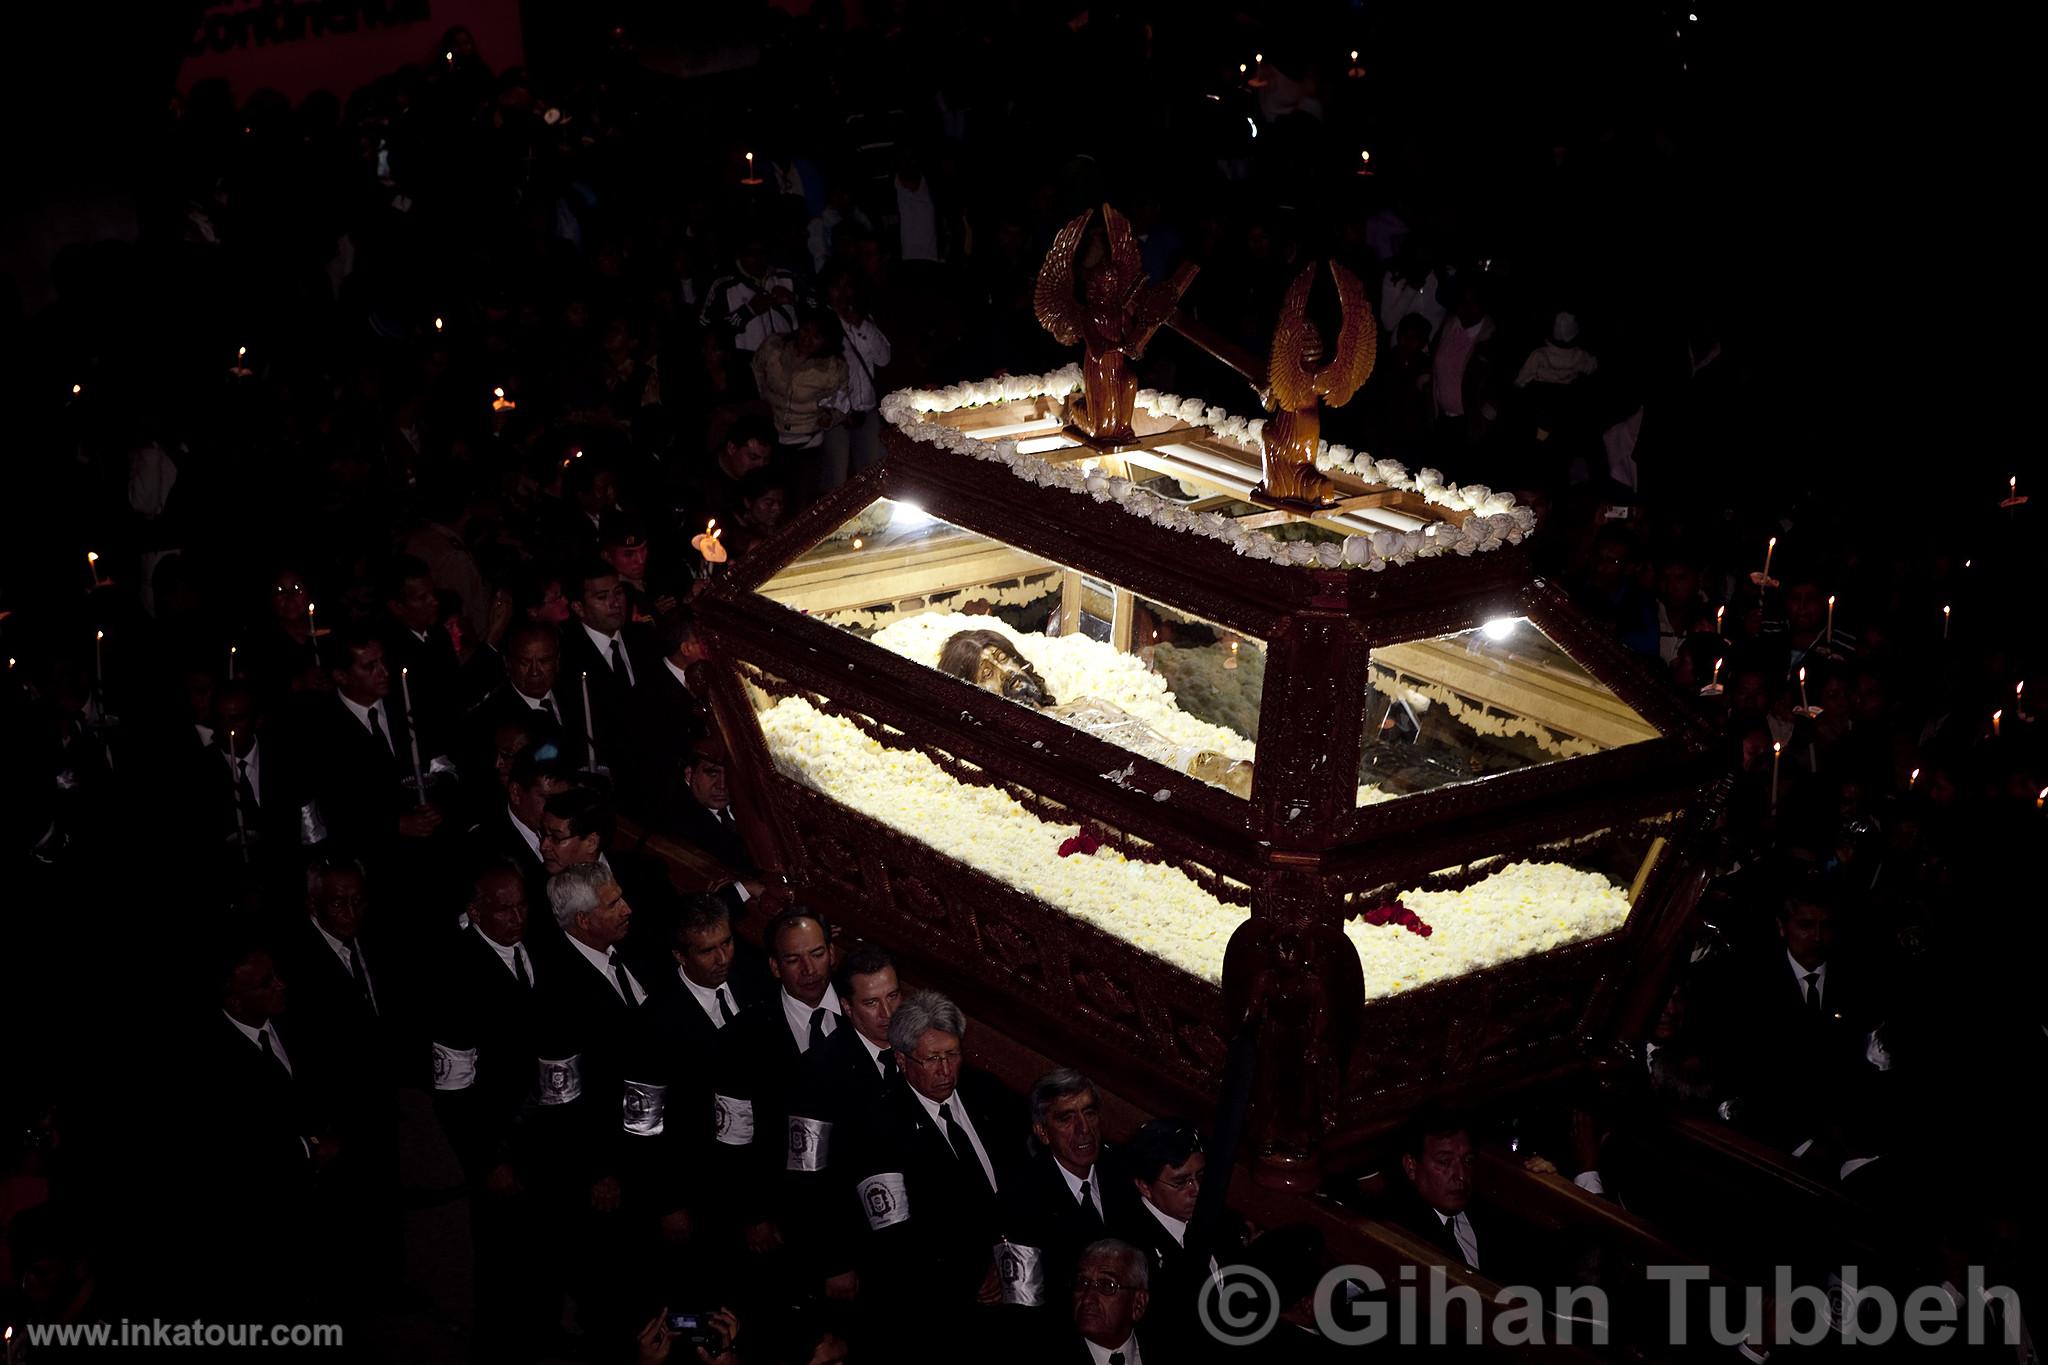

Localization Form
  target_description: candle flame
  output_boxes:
[71,383,82,395]
[1768,536,1777,549]
[1994,709,2003,723]
[96,629,104,641]
[851,536,864,550]
[1798,666,1806,683]
[87,551,98,564]
[1351,48,1360,59]
[1360,149,1372,164]
[1943,604,1951,616]
[1255,51,1264,63]
[1827,594,1836,607]
[1773,741,1782,754]
[1910,767,1920,784]
[493,387,505,399]
[434,316,445,331]
[237,345,247,359]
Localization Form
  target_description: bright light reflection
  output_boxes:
[1481,616,1518,641]
[888,501,935,530]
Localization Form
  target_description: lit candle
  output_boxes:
[1255,51,1264,63]
[1238,62,1248,75]
[1715,604,1725,634]
[1824,594,1835,646]
[1909,767,1920,788]
[95,628,105,690]
[86,550,100,588]
[70,382,82,396]
[1770,741,1782,815]
[1224,640,1240,670]
[228,643,237,680]
[2002,474,2025,509]
[433,316,445,332]
[1798,666,1810,712]
[2018,679,2027,719]
[491,386,516,412]
[581,670,597,766]
[400,666,427,797]
[2037,785,2046,810]
[1761,535,1776,582]
[1357,149,1373,175]
[1992,709,2003,738]
[1700,656,1723,697]
[307,602,320,666]
[1942,603,1951,639]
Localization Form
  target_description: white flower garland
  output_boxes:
[1369,668,1603,761]
[880,368,1538,572]
[758,692,1629,996]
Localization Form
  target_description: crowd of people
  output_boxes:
[0,5,2039,1362]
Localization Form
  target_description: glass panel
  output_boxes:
[759,498,1264,797]
[1358,616,1659,805]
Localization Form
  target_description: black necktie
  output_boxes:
[513,945,531,988]
[1803,971,1823,1016]
[613,958,636,1004]
[808,1007,828,1051]
[877,1049,894,1084]
[1079,1178,1104,1231]
[717,988,735,1025]
[1109,1354,1126,1365]
[258,1027,287,1073]
[365,704,394,757]
[232,755,259,814]
[347,943,374,1013]
[609,637,628,683]
[544,696,560,725]
[940,1101,994,1199]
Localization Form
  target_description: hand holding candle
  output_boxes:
[1794,665,1819,718]
[400,666,427,798]
[692,519,727,564]
[491,386,516,412]
[1750,535,1778,588]
[1700,656,1724,697]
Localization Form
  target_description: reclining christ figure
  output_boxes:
[937,629,1255,798]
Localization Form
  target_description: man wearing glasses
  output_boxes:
[843,990,1028,1343]
[1114,1117,1248,1353]
[1068,1240,1152,1364]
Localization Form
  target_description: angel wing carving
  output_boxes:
[1102,203,1143,294]
[1267,262,1379,413]
[1032,211,1091,346]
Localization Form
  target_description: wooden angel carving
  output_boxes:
[1035,203,1199,445]
[1256,261,1378,508]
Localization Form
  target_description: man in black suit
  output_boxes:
[642,895,773,1249]
[845,989,1030,1344]
[999,1069,1138,1315]
[716,910,845,1255]
[295,626,443,856]
[623,606,711,826]
[1383,1108,1511,1279]
[1719,886,1878,1152]
[1113,1116,1248,1356]
[470,622,593,774]
[560,561,656,773]
[276,855,406,1291]
[432,859,550,1360]
[191,938,342,1314]
[661,735,760,906]
[530,861,659,1346]
[165,680,297,887]
[780,941,904,1303]
[380,554,466,743]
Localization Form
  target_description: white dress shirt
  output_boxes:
[909,1085,998,1191]
[1141,1197,1221,1278]
[313,918,377,1014]
[1435,1208,1481,1269]
[567,933,645,1004]
[837,315,892,412]
[781,985,841,1054]
[338,692,395,753]
[1083,1333,1140,1365]
[1055,1160,1104,1220]
[678,968,739,1030]
[222,739,263,807]
[581,622,636,685]
[1788,951,1828,1010]
[516,687,564,723]
[224,1011,292,1075]
[476,927,534,986]
[505,805,544,862]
